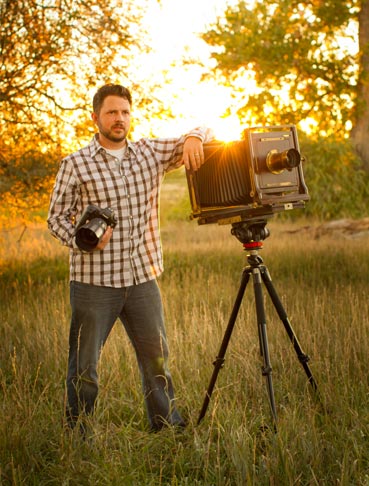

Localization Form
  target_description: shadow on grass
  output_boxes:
[0,255,69,288]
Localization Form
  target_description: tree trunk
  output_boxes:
[351,0,369,171]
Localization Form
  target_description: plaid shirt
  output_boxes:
[48,128,212,287]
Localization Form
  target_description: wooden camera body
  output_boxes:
[186,125,309,225]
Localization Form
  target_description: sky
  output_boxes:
[134,0,359,141]
[135,0,245,141]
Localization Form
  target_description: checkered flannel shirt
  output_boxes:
[47,128,213,287]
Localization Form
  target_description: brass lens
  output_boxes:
[266,148,301,174]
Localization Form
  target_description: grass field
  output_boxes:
[0,176,369,485]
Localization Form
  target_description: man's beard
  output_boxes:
[101,125,127,143]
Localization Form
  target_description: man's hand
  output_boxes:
[182,136,204,171]
[96,225,113,250]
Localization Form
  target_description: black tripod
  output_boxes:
[197,220,318,429]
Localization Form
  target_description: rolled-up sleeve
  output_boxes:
[152,127,215,171]
[185,127,214,143]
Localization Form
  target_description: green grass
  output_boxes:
[1,185,369,484]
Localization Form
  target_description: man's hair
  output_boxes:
[92,84,132,114]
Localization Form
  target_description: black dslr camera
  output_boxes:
[74,204,117,252]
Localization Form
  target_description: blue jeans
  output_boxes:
[67,280,184,431]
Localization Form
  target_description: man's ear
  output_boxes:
[91,112,97,124]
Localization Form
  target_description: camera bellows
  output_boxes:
[193,141,248,207]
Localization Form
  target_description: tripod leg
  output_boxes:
[197,267,251,425]
[260,266,318,392]
[252,267,278,427]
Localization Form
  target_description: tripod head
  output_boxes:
[231,219,270,252]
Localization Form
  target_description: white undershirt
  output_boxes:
[105,147,126,162]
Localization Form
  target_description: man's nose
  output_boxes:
[115,111,125,121]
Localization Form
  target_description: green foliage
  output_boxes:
[0,255,69,287]
[160,169,192,224]
[202,0,360,135]
[0,145,60,221]
[299,134,369,219]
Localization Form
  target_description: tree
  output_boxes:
[0,0,151,220]
[202,0,369,170]
[0,0,149,138]
[351,0,369,169]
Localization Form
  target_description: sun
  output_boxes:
[164,80,247,143]
[211,115,244,143]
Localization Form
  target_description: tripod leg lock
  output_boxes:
[262,365,273,376]
[298,353,310,364]
[213,356,225,368]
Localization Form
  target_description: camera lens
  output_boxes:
[75,218,107,251]
[266,148,301,174]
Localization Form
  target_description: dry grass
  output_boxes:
[1,214,369,485]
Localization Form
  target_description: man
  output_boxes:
[48,84,213,432]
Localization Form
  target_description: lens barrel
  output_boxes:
[75,218,107,251]
[266,148,301,174]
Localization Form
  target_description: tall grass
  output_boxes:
[1,210,369,484]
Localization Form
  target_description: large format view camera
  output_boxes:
[189,126,318,428]
[186,125,309,225]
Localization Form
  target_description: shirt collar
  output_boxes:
[89,133,136,159]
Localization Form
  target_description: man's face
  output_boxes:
[92,95,131,148]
